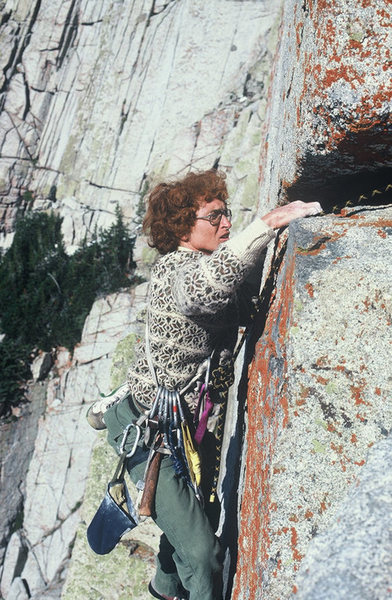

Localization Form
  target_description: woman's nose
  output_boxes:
[221,214,232,228]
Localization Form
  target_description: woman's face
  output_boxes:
[180,199,232,254]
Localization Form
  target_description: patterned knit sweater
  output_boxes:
[127,219,275,411]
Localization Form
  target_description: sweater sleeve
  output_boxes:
[226,218,275,262]
[173,219,275,317]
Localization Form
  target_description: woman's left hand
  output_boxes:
[261,201,323,229]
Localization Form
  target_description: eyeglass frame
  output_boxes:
[195,208,232,226]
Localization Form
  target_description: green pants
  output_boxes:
[105,398,223,600]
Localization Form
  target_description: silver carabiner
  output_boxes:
[168,390,174,423]
[205,355,211,388]
[149,385,162,419]
[120,423,142,458]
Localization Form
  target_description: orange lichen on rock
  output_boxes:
[351,383,370,406]
[235,244,296,597]
[291,0,392,158]
[319,501,327,513]
[305,282,314,297]
[291,527,304,562]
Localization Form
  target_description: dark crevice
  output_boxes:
[8,530,29,581]
[146,0,178,29]
[243,72,264,100]
[0,0,42,111]
[86,180,139,194]
[286,162,392,215]
[0,25,21,98]
[243,72,251,97]
[21,578,31,596]
[31,86,55,94]
[299,236,331,253]
[80,20,103,26]
[0,10,12,26]
[48,185,57,202]
[56,0,79,70]
[22,72,31,121]
[343,203,392,218]
[301,0,310,17]
[286,74,294,99]
[245,234,288,358]
[220,233,288,600]
[14,1,41,70]
[147,0,176,25]
[119,100,127,136]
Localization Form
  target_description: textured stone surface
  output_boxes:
[31,352,53,381]
[0,385,46,566]
[258,0,392,211]
[0,287,148,598]
[0,0,280,251]
[6,577,29,600]
[1,531,26,598]
[234,206,392,600]
[293,434,392,600]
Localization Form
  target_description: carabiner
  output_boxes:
[120,422,142,457]
[149,385,162,419]
[205,355,211,388]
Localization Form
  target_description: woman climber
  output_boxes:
[87,169,321,600]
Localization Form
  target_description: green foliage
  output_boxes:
[0,338,31,417]
[0,207,137,414]
[0,211,67,349]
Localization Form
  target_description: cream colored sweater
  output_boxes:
[127,219,275,410]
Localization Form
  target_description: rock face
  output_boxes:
[0,0,281,251]
[294,434,392,600]
[234,206,392,599]
[227,2,391,592]
[0,0,391,599]
[0,384,46,568]
[258,0,392,210]
[0,285,148,599]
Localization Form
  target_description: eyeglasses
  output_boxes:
[195,208,232,226]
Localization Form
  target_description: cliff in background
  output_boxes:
[0,0,280,253]
[0,1,391,599]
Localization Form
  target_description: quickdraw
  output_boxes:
[330,182,392,214]
[146,385,202,500]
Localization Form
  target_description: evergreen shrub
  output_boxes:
[0,207,137,417]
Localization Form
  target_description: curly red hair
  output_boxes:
[143,170,228,255]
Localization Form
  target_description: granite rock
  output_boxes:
[0,0,280,250]
[235,207,392,599]
[293,434,392,600]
